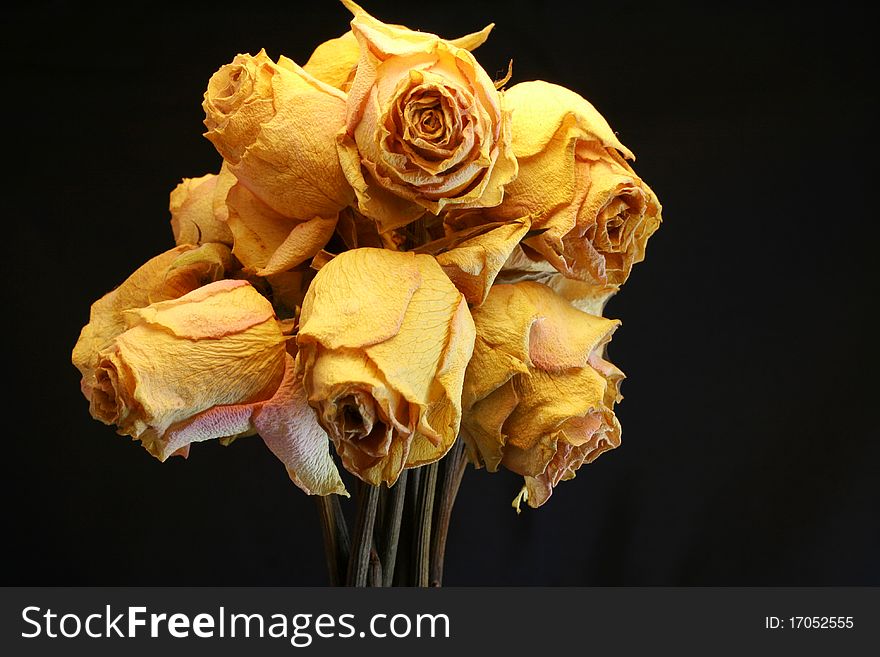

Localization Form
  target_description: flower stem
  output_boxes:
[369,543,383,587]
[315,495,349,586]
[346,483,380,587]
[381,469,408,586]
[430,439,467,587]
[414,461,439,587]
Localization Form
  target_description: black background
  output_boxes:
[5,0,877,585]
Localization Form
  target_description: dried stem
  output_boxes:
[369,544,383,587]
[395,467,421,586]
[346,483,380,587]
[381,469,408,587]
[414,461,439,587]
[430,439,467,587]
[315,495,349,586]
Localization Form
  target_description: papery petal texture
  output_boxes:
[297,247,475,485]
[461,281,623,508]
[336,1,516,232]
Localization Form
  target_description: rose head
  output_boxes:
[461,281,624,509]
[202,49,354,223]
[84,280,287,450]
[451,80,661,290]
[74,274,347,496]
[296,247,476,485]
[336,1,517,233]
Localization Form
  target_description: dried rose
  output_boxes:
[74,277,346,495]
[202,49,353,277]
[336,0,517,232]
[296,247,475,485]
[450,80,661,289]
[461,281,624,509]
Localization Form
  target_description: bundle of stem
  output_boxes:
[316,439,467,587]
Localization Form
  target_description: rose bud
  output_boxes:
[461,281,624,509]
[169,170,234,247]
[202,49,353,258]
[336,0,517,233]
[296,247,476,485]
[450,80,661,290]
[74,278,346,496]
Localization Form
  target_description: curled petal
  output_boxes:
[225,182,337,275]
[436,217,531,305]
[169,173,234,247]
[72,243,234,392]
[161,354,347,496]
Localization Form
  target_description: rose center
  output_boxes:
[416,108,443,136]
[335,394,390,458]
[341,402,365,436]
[91,366,122,423]
[606,215,624,244]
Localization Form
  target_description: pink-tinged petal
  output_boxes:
[254,355,348,496]
[157,404,257,461]
[154,355,346,496]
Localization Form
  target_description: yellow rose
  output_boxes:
[74,277,346,496]
[336,1,517,233]
[202,49,354,275]
[169,170,234,247]
[450,80,661,289]
[296,247,475,485]
[461,281,624,509]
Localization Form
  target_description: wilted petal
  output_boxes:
[160,354,347,496]
[303,30,361,91]
[225,182,337,275]
[253,355,348,496]
[169,173,234,247]
[299,248,421,350]
[436,217,531,305]
[72,244,234,392]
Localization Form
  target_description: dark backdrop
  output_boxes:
[5,0,877,585]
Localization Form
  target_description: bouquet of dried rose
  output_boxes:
[72,0,661,586]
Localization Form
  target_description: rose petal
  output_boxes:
[298,248,422,350]
[504,80,633,160]
[254,355,348,496]
[225,182,335,274]
[436,217,531,305]
[169,173,234,247]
